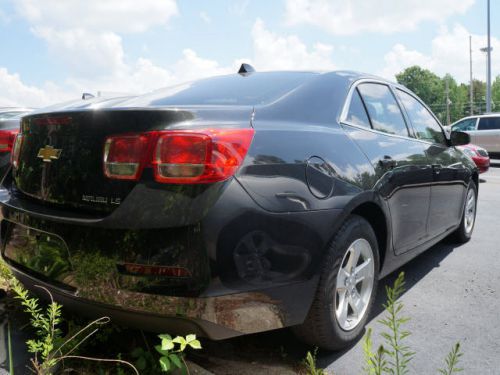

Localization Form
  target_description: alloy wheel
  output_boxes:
[464,187,476,234]
[335,238,375,331]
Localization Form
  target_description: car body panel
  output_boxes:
[0,71,478,339]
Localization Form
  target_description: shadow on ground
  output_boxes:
[192,241,460,373]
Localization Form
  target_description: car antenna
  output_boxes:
[82,92,95,100]
[238,63,255,76]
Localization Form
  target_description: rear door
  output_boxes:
[472,117,500,153]
[396,89,468,238]
[342,82,433,254]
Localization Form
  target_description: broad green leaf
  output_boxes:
[155,344,168,356]
[161,338,175,351]
[188,339,202,350]
[170,353,183,368]
[186,334,196,343]
[159,356,171,372]
[136,356,147,371]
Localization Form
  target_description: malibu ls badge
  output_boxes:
[37,146,62,162]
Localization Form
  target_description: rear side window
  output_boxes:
[397,89,446,145]
[452,118,477,131]
[345,88,371,128]
[478,117,500,130]
[357,83,409,136]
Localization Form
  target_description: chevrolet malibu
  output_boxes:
[0,67,477,350]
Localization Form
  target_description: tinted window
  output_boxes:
[357,83,409,136]
[123,72,317,106]
[346,88,371,128]
[397,89,446,144]
[478,117,500,130]
[452,118,477,131]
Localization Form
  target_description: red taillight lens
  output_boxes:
[103,128,254,183]
[103,134,150,180]
[11,133,23,168]
[0,129,19,152]
[153,129,254,183]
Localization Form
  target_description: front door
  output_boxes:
[396,89,468,238]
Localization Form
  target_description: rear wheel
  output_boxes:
[292,215,379,350]
[450,181,477,243]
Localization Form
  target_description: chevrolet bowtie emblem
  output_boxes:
[37,146,62,162]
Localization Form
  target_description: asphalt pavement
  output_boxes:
[325,166,500,374]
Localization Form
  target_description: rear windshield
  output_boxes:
[128,72,317,107]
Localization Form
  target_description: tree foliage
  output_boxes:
[395,65,499,125]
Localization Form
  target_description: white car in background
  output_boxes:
[449,113,500,156]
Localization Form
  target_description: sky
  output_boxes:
[0,0,498,107]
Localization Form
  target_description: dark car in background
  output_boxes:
[0,69,478,350]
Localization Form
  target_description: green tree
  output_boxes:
[396,66,444,107]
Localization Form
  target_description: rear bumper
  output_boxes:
[0,178,342,338]
[10,262,320,340]
[12,267,239,340]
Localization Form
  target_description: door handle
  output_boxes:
[432,164,442,174]
[378,156,397,169]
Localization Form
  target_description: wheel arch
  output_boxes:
[350,201,389,272]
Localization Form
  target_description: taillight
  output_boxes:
[103,128,254,183]
[11,133,23,169]
[103,134,150,180]
[0,129,19,152]
[153,129,254,183]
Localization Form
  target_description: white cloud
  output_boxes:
[3,10,338,107]
[284,0,474,35]
[251,18,336,70]
[33,28,127,77]
[15,0,178,33]
[0,67,73,107]
[380,24,500,82]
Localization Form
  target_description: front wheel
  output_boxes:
[292,215,379,350]
[449,181,477,243]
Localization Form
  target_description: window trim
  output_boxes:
[339,79,413,141]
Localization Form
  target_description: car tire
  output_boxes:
[449,181,477,244]
[292,215,379,350]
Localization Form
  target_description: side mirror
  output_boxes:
[450,131,470,146]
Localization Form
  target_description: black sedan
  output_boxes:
[0,67,477,350]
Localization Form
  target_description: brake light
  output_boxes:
[11,133,23,168]
[0,129,19,152]
[103,128,254,183]
[103,134,150,180]
[153,129,254,183]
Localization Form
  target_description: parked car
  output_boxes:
[0,109,34,178]
[457,143,490,173]
[0,68,478,350]
[0,107,33,120]
[449,113,500,157]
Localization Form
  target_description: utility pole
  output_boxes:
[486,0,492,112]
[445,78,451,125]
[469,35,474,115]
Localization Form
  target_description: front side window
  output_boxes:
[345,88,371,128]
[478,117,500,130]
[452,118,477,131]
[357,83,409,136]
[397,89,446,145]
